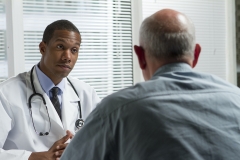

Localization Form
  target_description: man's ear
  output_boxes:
[134,45,147,70]
[192,43,201,68]
[39,42,46,55]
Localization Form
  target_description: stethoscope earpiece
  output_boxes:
[39,132,49,136]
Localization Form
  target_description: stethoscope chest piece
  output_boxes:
[75,118,84,129]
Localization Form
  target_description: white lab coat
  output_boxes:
[0,67,101,160]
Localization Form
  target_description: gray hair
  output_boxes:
[139,16,196,60]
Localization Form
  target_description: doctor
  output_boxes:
[0,20,100,160]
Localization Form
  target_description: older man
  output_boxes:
[61,9,240,160]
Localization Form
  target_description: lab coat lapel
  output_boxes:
[61,79,80,134]
[26,66,64,136]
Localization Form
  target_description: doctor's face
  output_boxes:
[39,30,81,85]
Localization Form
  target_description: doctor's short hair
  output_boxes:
[139,15,196,60]
[42,19,80,44]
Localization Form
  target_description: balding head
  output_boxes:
[139,9,196,61]
[151,9,193,33]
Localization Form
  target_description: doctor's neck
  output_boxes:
[38,63,65,86]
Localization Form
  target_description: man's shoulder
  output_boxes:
[0,72,28,88]
[0,72,28,99]
[94,70,240,116]
[190,71,240,92]
[95,83,145,117]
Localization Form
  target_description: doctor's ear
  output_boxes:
[39,42,46,54]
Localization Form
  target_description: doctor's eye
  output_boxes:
[57,44,64,50]
[71,48,79,54]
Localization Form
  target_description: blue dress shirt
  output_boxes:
[35,64,65,108]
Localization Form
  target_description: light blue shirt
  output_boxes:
[35,64,65,107]
[62,63,240,160]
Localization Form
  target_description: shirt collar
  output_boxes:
[152,62,193,79]
[35,64,65,96]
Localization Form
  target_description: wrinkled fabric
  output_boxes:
[62,63,240,160]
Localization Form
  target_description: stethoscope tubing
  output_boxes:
[66,77,82,119]
[28,65,83,135]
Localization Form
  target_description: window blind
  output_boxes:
[142,0,227,80]
[236,0,240,86]
[23,0,133,98]
[0,0,7,82]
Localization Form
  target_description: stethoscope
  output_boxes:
[28,66,84,136]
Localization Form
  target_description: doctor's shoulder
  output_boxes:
[0,71,28,90]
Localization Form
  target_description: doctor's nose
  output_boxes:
[62,49,71,63]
